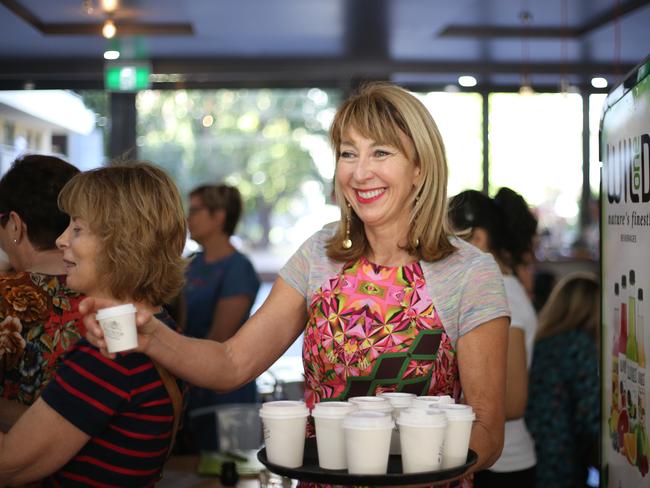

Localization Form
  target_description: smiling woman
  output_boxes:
[0,162,187,487]
[82,83,511,488]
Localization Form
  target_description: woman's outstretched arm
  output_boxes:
[82,277,307,391]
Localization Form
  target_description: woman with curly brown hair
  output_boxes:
[0,154,83,431]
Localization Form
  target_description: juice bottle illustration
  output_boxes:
[639,288,646,369]
[628,270,638,363]
[620,275,628,418]
[611,281,621,444]
[621,275,629,355]
[614,282,621,356]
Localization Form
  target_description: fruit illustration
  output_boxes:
[624,432,637,465]
[618,409,630,452]
[640,454,649,477]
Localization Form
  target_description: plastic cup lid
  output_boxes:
[259,400,309,418]
[348,396,392,413]
[378,392,416,408]
[397,407,448,427]
[95,303,137,321]
[412,395,454,408]
[342,410,394,430]
[437,403,476,421]
[312,401,357,419]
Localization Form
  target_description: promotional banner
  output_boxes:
[602,57,650,487]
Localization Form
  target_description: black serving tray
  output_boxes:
[257,438,477,485]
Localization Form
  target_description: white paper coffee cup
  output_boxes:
[411,395,455,409]
[378,392,416,455]
[342,410,394,474]
[437,404,475,468]
[397,408,447,473]
[312,401,357,469]
[259,401,309,468]
[95,304,138,353]
[348,396,393,413]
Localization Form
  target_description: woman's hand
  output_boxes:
[79,296,156,358]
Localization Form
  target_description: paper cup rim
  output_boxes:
[379,392,416,407]
[348,396,392,412]
[259,400,309,418]
[437,403,476,420]
[312,401,357,418]
[96,303,137,321]
[342,410,394,429]
[397,408,448,427]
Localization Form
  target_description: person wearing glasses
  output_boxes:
[0,155,83,431]
[182,183,260,451]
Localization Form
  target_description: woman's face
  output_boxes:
[56,217,105,297]
[336,127,420,232]
[187,195,221,243]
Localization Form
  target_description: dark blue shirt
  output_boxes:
[183,250,260,340]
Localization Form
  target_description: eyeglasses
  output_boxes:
[187,206,208,216]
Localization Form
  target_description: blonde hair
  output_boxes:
[536,271,600,341]
[58,162,187,305]
[326,82,455,262]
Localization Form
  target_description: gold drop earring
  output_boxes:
[342,202,352,249]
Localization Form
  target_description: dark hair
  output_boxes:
[448,187,537,269]
[0,154,79,250]
[189,184,243,236]
[493,187,538,267]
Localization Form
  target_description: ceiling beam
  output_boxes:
[0,0,193,36]
[41,23,193,36]
[0,57,633,83]
[439,0,650,38]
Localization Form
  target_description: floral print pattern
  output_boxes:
[303,257,460,408]
[0,272,84,405]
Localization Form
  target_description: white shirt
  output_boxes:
[489,274,538,472]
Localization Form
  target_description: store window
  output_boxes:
[415,91,483,195]
[488,92,584,258]
[136,88,342,261]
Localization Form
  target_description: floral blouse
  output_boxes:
[0,272,84,405]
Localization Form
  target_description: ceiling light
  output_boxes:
[102,19,116,38]
[103,50,120,60]
[591,77,608,89]
[458,75,477,88]
[101,0,119,13]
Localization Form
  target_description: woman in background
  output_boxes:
[526,272,600,488]
[0,155,82,431]
[449,187,538,487]
[183,183,260,450]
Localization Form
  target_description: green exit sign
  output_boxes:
[105,63,151,92]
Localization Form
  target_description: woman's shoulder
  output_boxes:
[422,236,498,274]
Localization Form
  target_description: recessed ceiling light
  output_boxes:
[102,19,116,39]
[103,50,120,60]
[101,0,119,13]
[591,77,608,89]
[458,75,477,88]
